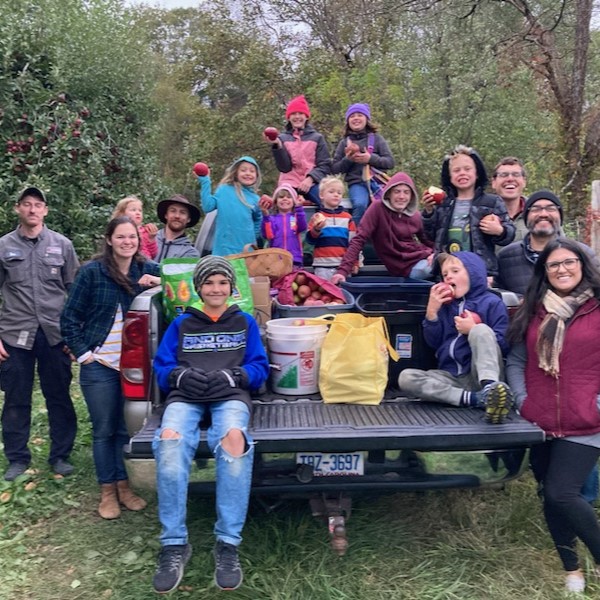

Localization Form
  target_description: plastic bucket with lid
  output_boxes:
[266,318,328,394]
[265,317,329,338]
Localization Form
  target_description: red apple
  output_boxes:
[437,282,455,304]
[298,285,311,299]
[264,127,279,141]
[259,195,273,211]
[193,162,210,177]
[295,273,308,286]
[427,186,446,205]
[311,290,322,300]
[461,310,482,324]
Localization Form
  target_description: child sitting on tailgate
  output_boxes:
[398,251,513,424]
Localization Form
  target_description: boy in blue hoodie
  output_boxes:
[152,256,269,594]
[398,251,513,424]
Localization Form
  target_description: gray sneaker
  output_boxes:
[4,462,29,481]
[153,544,192,594]
[52,459,74,477]
[481,382,513,424]
[214,540,243,591]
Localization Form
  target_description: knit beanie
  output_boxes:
[523,189,563,224]
[345,103,371,121]
[285,95,311,120]
[273,183,298,205]
[193,256,236,295]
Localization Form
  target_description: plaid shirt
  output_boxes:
[61,258,159,360]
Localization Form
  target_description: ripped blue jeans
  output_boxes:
[153,400,253,547]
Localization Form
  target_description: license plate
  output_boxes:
[296,452,365,476]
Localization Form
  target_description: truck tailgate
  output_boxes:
[125,397,544,459]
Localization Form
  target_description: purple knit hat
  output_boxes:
[345,103,371,121]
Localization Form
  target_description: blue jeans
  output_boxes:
[302,183,321,207]
[581,464,600,504]
[409,259,433,280]
[348,182,370,226]
[153,400,254,547]
[0,328,76,465]
[79,361,128,484]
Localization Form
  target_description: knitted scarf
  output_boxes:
[536,286,593,377]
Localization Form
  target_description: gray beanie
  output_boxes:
[193,255,236,294]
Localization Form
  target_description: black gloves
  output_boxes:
[169,367,209,397]
[205,368,249,398]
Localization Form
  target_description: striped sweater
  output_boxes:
[305,206,356,267]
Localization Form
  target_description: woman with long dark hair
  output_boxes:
[61,216,160,519]
[507,238,600,594]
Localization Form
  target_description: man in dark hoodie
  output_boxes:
[331,171,434,283]
[151,256,269,594]
[398,251,513,424]
[422,145,515,279]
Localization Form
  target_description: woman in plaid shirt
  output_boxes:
[61,216,160,520]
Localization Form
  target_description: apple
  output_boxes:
[295,273,308,286]
[321,294,332,303]
[259,195,273,210]
[461,310,482,324]
[291,281,299,292]
[293,294,301,305]
[193,162,210,177]
[303,297,316,306]
[427,186,446,205]
[298,285,311,299]
[312,299,325,305]
[308,280,318,292]
[345,142,360,156]
[292,319,305,326]
[311,213,326,228]
[437,282,455,304]
[311,290,322,300]
[264,127,279,141]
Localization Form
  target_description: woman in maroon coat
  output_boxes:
[507,238,600,594]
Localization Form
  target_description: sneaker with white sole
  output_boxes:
[480,381,513,424]
[214,540,243,591]
[153,543,192,594]
[565,572,585,593]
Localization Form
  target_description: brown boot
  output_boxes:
[98,483,121,519]
[116,479,147,511]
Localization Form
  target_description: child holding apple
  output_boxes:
[421,145,515,279]
[332,102,394,226]
[198,156,263,256]
[331,171,434,284]
[305,176,356,281]
[398,251,513,424]
[112,196,158,259]
[260,184,307,268]
[263,95,331,206]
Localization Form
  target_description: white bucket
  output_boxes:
[267,331,327,395]
[266,317,328,338]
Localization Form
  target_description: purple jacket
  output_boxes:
[261,201,307,265]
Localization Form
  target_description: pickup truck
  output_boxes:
[122,209,544,553]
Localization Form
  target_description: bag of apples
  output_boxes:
[273,270,349,312]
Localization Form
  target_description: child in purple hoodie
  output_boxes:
[260,184,307,268]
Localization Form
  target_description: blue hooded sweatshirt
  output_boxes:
[199,156,263,256]
[422,251,509,376]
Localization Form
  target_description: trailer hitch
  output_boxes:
[309,493,352,556]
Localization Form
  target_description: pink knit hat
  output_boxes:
[285,95,311,120]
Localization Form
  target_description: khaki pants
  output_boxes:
[397,324,504,406]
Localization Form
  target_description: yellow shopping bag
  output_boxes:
[319,313,399,405]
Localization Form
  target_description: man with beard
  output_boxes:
[495,190,595,296]
[155,195,201,261]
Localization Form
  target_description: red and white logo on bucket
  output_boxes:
[300,350,316,386]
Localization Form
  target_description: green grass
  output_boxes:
[1,384,599,599]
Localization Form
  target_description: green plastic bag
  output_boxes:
[161,257,254,323]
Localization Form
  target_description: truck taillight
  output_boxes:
[121,311,149,400]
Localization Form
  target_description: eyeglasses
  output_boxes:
[545,258,580,273]
[494,171,524,178]
[529,205,559,214]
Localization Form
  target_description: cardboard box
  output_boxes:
[250,276,272,327]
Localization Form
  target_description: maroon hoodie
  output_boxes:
[336,172,433,277]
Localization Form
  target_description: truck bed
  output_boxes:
[125,393,543,459]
